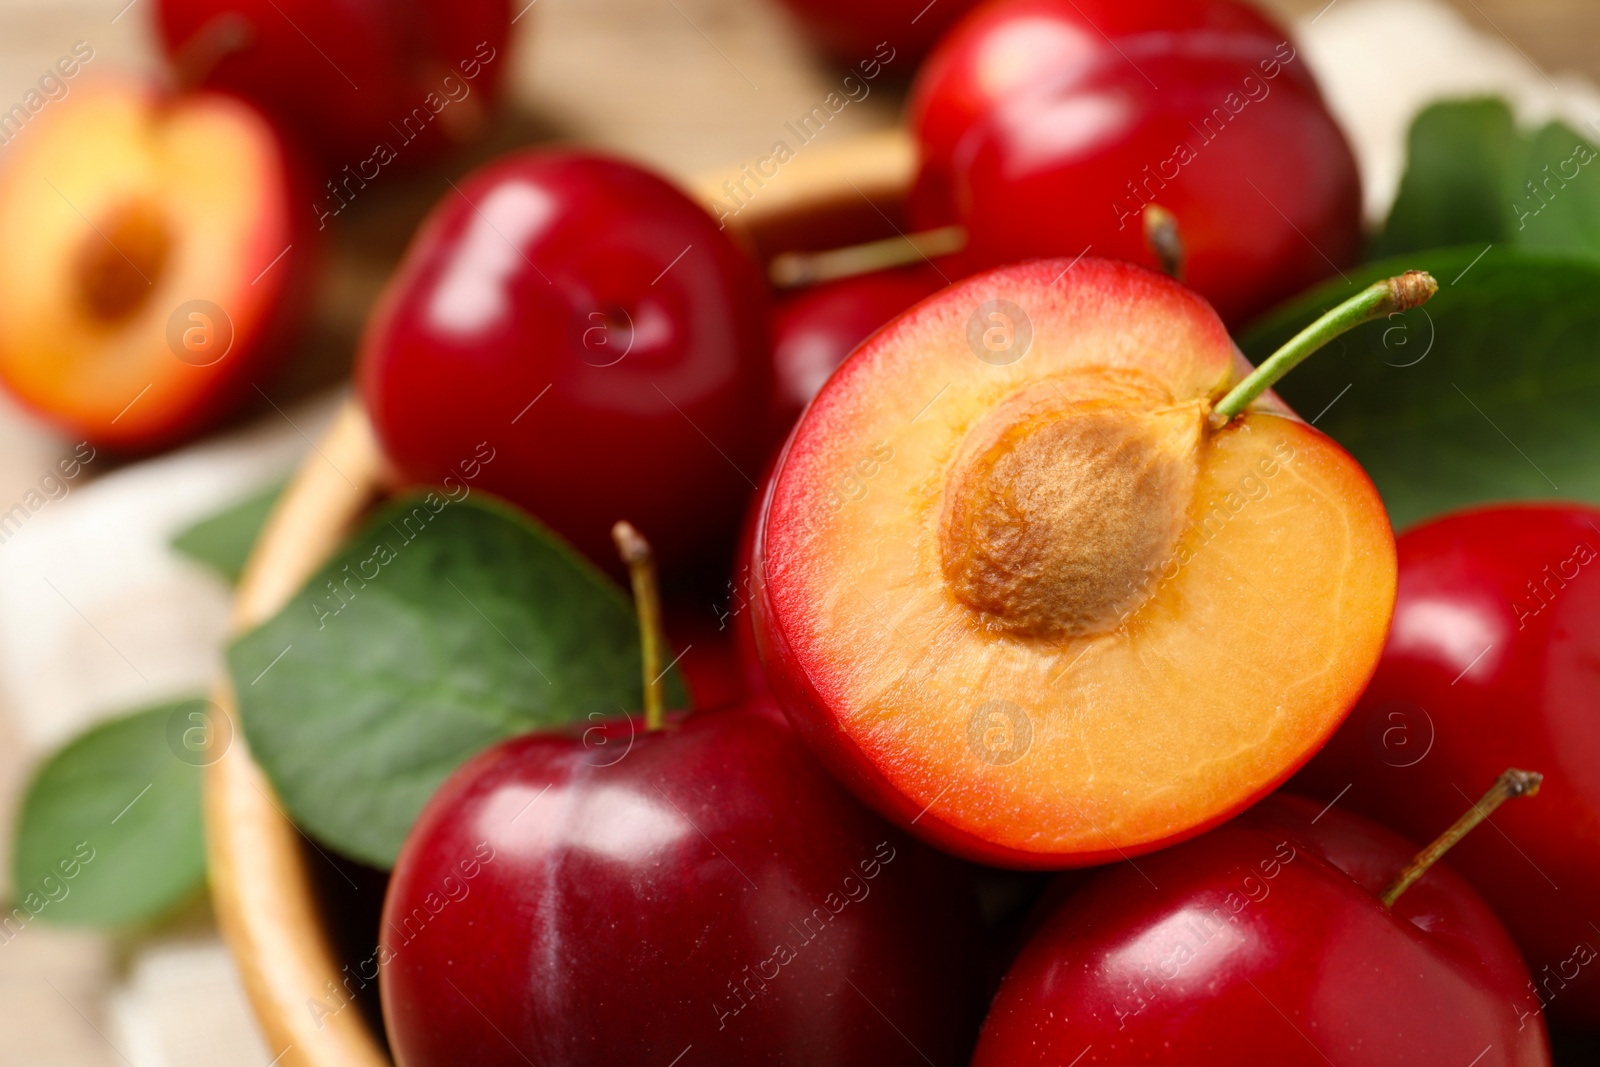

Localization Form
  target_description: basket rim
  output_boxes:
[204,127,917,1067]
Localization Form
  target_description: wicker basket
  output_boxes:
[204,128,916,1067]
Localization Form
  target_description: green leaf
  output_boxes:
[1374,98,1600,260]
[171,481,285,585]
[10,700,207,928]
[1238,247,1600,530]
[227,494,684,869]
[1371,98,1517,259]
[1514,121,1600,256]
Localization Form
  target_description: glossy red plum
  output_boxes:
[908,0,1361,324]
[381,701,986,1066]
[360,152,773,570]
[909,0,1310,214]
[1296,504,1600,1028]
[771,265,945,425]
[155,0,511,166]
[974,795,1550,1066]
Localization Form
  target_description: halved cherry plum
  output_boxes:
[753,258,1397,868]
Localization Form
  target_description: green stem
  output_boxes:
[1380,767,1542,908]
[1210,271,1439,427]
[612,521,667,732]
[769,225,965,288]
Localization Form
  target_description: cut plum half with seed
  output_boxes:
[752,258,1399,868]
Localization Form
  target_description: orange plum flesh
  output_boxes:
[0,83,302,448]
[754,258,1396,868]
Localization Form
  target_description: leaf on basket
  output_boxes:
[1372,98,1600,260]
[227,493,686,869]
[1239,247,1600,530]
[10,699,207,928]
[171,480,285,584]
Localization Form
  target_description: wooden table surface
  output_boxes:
[1270,0,1600,85]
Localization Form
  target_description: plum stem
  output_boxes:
[1380,767,1543,909]
[1142,205,1184,281]
[612,521,667,732]
[769,226,964,288]
[1210,271,1438,428]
